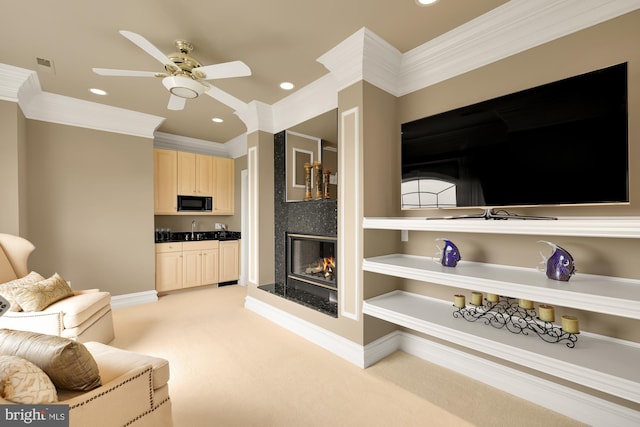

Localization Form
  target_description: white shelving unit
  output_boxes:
[364,291,640,403]
[362,217,640,404]
[363,254,640,320]
[362,216,640,238]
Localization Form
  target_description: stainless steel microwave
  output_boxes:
[177,195,212,212]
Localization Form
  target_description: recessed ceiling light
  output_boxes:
[89,88,107,96]
[280,82,294,90]
[211,117,223,123]
[416,0,438,5]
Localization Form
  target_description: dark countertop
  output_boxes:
[155,230,240,243]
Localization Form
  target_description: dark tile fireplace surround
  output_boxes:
[258,131,338,317]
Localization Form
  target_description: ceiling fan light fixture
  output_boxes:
[162,75,203,99]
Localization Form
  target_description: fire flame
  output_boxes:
[322,257,335,277]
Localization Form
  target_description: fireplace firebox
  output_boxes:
[287,233,337,290]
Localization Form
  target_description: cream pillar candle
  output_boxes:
[519,299,534,310]
[562,315,580,334]
[470,292,483,306]
[453,294,466,308]
[538,304,555,322]
[486,293,499,303]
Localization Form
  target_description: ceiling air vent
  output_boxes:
[36,57,56,74]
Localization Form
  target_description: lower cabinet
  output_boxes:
[156,241,220,292]
[182,241,219,289]
[155,242,183,293]
[219,240,240,283]
[156,240,240,292]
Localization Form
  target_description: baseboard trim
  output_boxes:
[111,291,158,308]
[244,296,366,367]
[243,297,640,426]
[372,331,640,427]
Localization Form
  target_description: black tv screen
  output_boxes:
[401,63,629,210]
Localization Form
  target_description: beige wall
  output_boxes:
[25,121,155,296]
[386,11,640,344]
[0,100,27,236]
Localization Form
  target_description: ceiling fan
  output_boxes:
[93,30,251,111]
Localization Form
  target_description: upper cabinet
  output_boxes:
[177,152,213,196]
[154,149,178,214]
[154,149,234,215]
[213,157,234,215]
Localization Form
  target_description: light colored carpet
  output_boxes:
[110,285,584,427]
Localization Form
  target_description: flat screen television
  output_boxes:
[401,63,629,215]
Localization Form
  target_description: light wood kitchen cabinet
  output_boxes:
[156,241,219,292]
[153,149,234,215]
[182,241,219,288]
[155,242,183,292]
[177,152,213,196]
[154,149,178,214]
[213,156,234,214]
[219,240,240,283]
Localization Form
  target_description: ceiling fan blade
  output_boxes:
[119,30,173,68]
[197,61,252,80]
[167,94,186,111]
[204,85,246,111]
[92,68,159,77]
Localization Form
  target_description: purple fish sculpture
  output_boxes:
[537,240,576,282]
[435,238,461,267]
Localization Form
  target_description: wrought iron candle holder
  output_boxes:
[452,295,579,348]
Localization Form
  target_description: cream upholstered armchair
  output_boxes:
[0,233,114,343]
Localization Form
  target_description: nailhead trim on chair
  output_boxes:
[69,366,171,426]
[2,311,64,334]
[123,396,171,427]
[69,367,153,410]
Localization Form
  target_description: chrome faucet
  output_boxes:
[191,220,196,240]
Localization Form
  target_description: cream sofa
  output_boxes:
[0,329,173,427]
[0,233,114,343]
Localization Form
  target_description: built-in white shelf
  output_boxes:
[363,216,640,238]
[363,290,640,404]
[363,254,640,320]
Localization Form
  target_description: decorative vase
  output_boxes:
[537,240,576,281]
[434,238,461,267]
[304,162,312,201]
[314,161,323,200]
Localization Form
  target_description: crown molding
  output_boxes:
[398,0,640,96]
[154,131,229,157]
[0,63,39,102]
[317,27,402,96]
[24,92,165,138]
[237,100,274,135]
[315,1,640,98]
[225,133,248,159]
[1,63,164,139]
[271,73,338,134]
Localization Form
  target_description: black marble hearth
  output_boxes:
[258,283,338,317]
[259,130,338,316]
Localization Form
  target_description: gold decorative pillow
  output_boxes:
[0,355,58,404]
[12,272,73,312]
[0,271,45,312]
[0,329,101,391]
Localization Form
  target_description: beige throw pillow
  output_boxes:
[13,272,73,312]
[0,355,58,404]
[0,329,101,391]
[0,271,45,312]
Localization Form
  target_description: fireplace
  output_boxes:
[258,131,339,317]
[255,232,339,317]
[287,233,337,290]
